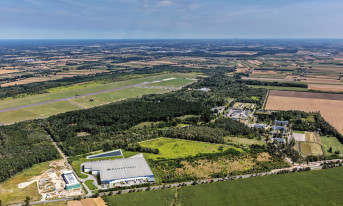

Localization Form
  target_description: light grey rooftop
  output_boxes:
[83,157,153,181]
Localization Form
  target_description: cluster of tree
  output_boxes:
[209,118,257,137]
[258,111,343,144]
[237,79,308,88]
[160,126,226,144]
[125,144,159,154]
[0,122,60,183]
[45,97,208,156]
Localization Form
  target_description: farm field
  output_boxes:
[248,85,308,91]
[0,161,52,205]
[104,167,343,206]
[139,138,233,160]
[266,90,343,135]
[104,188,176,206]
[70,87,165,108]
[308,84,343,92]
[0,101,80,124]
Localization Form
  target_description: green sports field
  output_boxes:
[104,167,343,206]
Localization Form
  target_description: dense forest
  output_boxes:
[0,122,60,182]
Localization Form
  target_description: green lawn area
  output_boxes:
[69,150,139,179]
[0,101,81,124]
[85,180,98,190]
[104,189,176,206]
[104,167,343,206]
[321,136,343,154]
[248,85,308,91]
[70,87,165,108]
[139,137,238,160]
[0,73,199,111]
[224,136,266,146]
[0,161,55,205]
[147,78,196,87]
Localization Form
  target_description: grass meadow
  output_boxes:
[0,161,54,205]
[0,101,80,124]
[147,78,196,87]
[139,137,237,160]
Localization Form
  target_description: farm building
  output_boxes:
[62,170,81,190]
[83,157,155,185]
[274,120,289,125]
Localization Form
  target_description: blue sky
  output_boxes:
[0,0,342,39]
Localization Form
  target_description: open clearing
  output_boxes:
[70,87,165,108]
[321,136,343,154]
[139,137,232,160]
[146,78,196,87]
[224,136,266,146]
[0,101,80,124]
[0,73,199,111]
[266,90,343,135]
[104,167,343,206]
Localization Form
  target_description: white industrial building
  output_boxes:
[82,157,155,186]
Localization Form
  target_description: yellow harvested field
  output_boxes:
[266,90,343,135]
[68,198,107,206]
[309,84,343,92]
[0,69,22,74]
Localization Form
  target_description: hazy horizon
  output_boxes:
[1,0,343,39]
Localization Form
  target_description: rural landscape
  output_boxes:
[1,0,343,205]
[0,39,343,205]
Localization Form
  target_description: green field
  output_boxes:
[321,136,343,154]
[69,150,138,179]
[0,161,54,205]
[147,78,196,87]
[139,138,236,160]
[0,73,199,111]
[104,167,343,206]
[224,136,266,146]
[104,189,176,206]
[70,87,165,108]
[248,85,308,91]
[85,180,98,190]
[0,101,81,124]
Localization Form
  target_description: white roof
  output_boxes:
[83,157,154,181]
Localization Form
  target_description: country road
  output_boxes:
[15,159,342,206]
[0,78,174,114]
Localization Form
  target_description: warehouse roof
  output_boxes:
[83,157,154,182]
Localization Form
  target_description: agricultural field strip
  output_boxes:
[0,78,179,113]
[269,90,343,100]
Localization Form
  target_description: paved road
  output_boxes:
[0,82,150,113]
